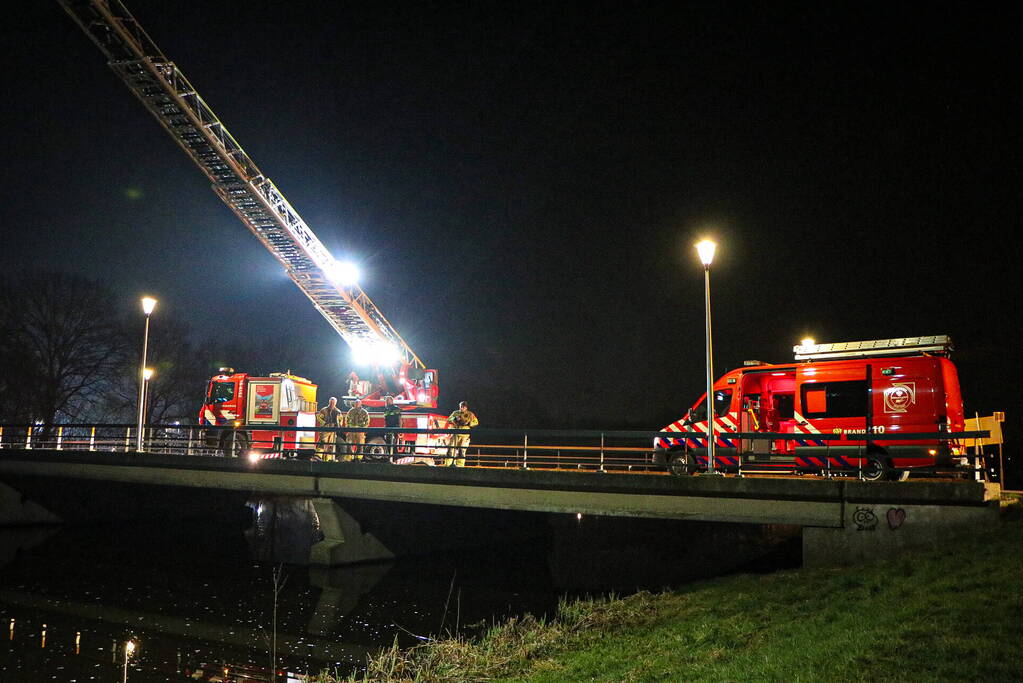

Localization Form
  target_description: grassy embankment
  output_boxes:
[335,497,1023,682]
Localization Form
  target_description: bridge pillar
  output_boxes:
[803,500,998,567]
[309,498,395,567]
[0,481,61,526]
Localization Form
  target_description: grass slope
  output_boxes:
[344,502,1023,682]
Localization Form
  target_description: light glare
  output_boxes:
[329,260,360,286]
[351,340,401,366]
[142,367,155,380]
[801,337,816,347]
[695,240,716,266]
[141,297,157,315]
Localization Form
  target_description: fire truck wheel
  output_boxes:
[365,439,389,461]
[219,431,250,458]
[862,455,891,482]
[668,450,696,477]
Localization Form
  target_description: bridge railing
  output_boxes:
[0,422,666,470]
[0,423,992,476]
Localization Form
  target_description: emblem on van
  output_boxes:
[883,382,916,413]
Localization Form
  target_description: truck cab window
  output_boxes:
[209,381,235,403]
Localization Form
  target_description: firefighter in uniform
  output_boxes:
[382,395,403,458]
[315,396,342,461]
[345,399,370,461]
[442,401,478,467]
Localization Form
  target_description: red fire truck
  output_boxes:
[654,336,967,480]
[200,368,448,460]
[200,369,319,456]
[59,0,447,446]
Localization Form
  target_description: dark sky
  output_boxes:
[2,1,1019,430]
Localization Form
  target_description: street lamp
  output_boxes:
[695,240,720,475]
[141,367,155,445]
[136,297,157,451]
[123,639,135,683]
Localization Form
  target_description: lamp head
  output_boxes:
[142,367,155,381]
[141,297,157,315]
[695,240,717,266]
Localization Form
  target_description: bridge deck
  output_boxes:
[0,449,988,529]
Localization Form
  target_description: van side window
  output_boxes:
[800,381,867,418]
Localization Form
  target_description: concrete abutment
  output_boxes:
[308,498,395,566]
[802,481,999,567]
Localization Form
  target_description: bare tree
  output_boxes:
[103,316,213,424]
[0,271,127,429]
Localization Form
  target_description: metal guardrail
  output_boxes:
[0,423,992,475]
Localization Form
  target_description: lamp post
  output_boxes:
[123,639,135,683]
[695,240,720,475]
[136,297,157,451]
[141,367,155,447]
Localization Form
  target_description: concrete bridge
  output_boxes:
[0,449,998,567]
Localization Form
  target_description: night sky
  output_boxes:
[2,1,1018,431]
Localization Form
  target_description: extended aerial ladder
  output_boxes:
[58,0,432,397]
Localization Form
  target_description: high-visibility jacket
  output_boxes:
[316,406,342,428]
[346,406,370,428]
[447,409,478,429]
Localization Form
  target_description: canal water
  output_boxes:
[0,507,799,682]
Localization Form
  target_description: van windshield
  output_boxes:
[689,389,732,422]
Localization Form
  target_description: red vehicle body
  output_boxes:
[655,336,967,480]
[200,369,319,455]
[347,361,440,410]
[200,368,448,459]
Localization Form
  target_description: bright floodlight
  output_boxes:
[142,367,155,380]
[352,340,400,366]
[141,297,157,315]
[125,640,135,654]
[329,260,360,286]
[695,240,717,266]
[801,337,816,347]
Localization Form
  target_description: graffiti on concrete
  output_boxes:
[853,507,878,531]
[886,507,907,530]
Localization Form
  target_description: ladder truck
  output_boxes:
[58,1,442,448]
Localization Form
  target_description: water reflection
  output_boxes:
[246,498,324,565]
[0,510,800,682]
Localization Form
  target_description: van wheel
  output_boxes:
[219,431,250,458]
[862,456,890,482]
[668,450,696,476]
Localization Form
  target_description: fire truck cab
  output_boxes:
[200,368,318,456]
[655,336,967,480]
